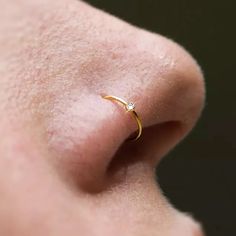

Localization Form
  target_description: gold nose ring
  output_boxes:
[102,95,142,141]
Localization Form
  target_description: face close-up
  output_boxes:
[0,0,205,235]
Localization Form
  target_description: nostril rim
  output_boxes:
[106,120,184,179]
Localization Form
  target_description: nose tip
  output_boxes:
[101,29,205,136]
[143,33,205,130]
[131,30,205,157]
[100,29,206,165]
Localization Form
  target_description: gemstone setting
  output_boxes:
[126,102,135,111]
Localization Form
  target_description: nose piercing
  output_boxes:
[102,95,142,141]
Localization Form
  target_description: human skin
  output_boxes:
[0,0,205,235]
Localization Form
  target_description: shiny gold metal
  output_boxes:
[102,95,142,141]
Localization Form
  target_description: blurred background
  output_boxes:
[84,0,235,235]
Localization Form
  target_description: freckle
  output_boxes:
[111,52,119,60]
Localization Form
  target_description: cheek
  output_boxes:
[0,128,88,235]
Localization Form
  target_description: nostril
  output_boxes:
[106,120,184,181]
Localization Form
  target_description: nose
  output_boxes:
[47,3,205,192]
[96,29,205,180]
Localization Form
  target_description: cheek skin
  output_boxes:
[0,0,205,235]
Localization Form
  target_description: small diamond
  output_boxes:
[126,102,135,111]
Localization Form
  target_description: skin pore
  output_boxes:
[0,0,205,235]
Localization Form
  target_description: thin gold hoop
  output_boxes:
[102,95,142,141]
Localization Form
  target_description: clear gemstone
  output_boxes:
[126,102,135,111]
